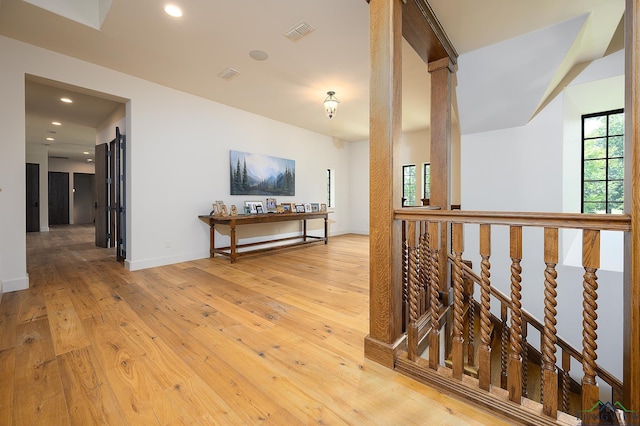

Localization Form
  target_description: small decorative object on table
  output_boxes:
[295,204,306,213]
[220,204,229,216]
[304,203,312,213]
[320,203,327,212]
[210,203,220,216]
[230,205,238,216]
[266,197,277,212]
[276,205,284,213]
[244,201,263,214]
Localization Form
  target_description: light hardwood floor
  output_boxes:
[0,225,513,425]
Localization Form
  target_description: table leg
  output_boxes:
[210,223,215,257]
[230,222,237,263]
[324,215,328,244]
[303,219,307,241]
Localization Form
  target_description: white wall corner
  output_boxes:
[3,275,29,292]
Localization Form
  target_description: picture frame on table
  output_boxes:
[265,197,277,212]
[210,203,220,216]
[310,203,319,212]
[295,204,306,213]
[304,203,312,213]
[244,201,263,214]
[255,205,264,214]
[281,203,292,213]
[320,203,327,212]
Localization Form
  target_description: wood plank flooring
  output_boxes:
[0,224,513,425]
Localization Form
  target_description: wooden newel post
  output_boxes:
[451,223,464,380]
[364,0,404,368]
[582,229,601,412]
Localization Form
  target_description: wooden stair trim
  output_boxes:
[395,353,580,426]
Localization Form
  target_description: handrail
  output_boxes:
[454,255,623,393]
[395,209,631,232]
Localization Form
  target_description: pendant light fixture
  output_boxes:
[323,91,339,119]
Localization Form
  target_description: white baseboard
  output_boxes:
[40,226,50,232]
[125,251,210,271]
[3,275,29,292]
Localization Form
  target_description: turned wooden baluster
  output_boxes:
[402,221,408,330]
[522,320,528,398]
[419,222,430,315]
[451,223,465,380]
[562,348,571,414]
[508,226,523,404]
[478,224,492,391]
[500,302,508,389]
[429,221,441,369]
[467,277,475,368]
[581,229,600,412]
[407,221,419,361]
[542,227,559,418]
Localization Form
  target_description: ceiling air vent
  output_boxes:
[283,20,315,42]
[49,156,69,160]
[218,67,240,81]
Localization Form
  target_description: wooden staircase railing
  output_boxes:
[396,209,631,425]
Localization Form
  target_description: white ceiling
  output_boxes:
[0,0,625,160]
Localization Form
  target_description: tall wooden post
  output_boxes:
[428,58,454,300]
[624,0,640,412]
[364,0,405,368]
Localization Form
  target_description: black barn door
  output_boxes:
[95,143,108,247]
[26,163,40,232]
[48,171,69,225]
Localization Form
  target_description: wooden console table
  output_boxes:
[198,212,328,263]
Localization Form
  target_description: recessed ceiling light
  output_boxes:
[164,4,182,17]
[51,121,61,126]
[87,158,93,163]
[60,97,72,103]
[249,50,269,61]
[83,151,90,155]
[46,137,54,141]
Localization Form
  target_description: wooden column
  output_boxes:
[428,58,454,301]
[364,0,405,368]
[624,0,640,412]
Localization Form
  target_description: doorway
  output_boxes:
[73,173,95,224]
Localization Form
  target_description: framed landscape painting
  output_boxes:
[230,150,295,196]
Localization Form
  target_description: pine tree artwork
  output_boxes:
[230,150,295,196]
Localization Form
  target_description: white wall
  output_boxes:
[0,35,354,293]
[349,139,369,234]
[460,52,625,380]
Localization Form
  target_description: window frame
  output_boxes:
[581,108,624,214]
[402,164,416,207]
